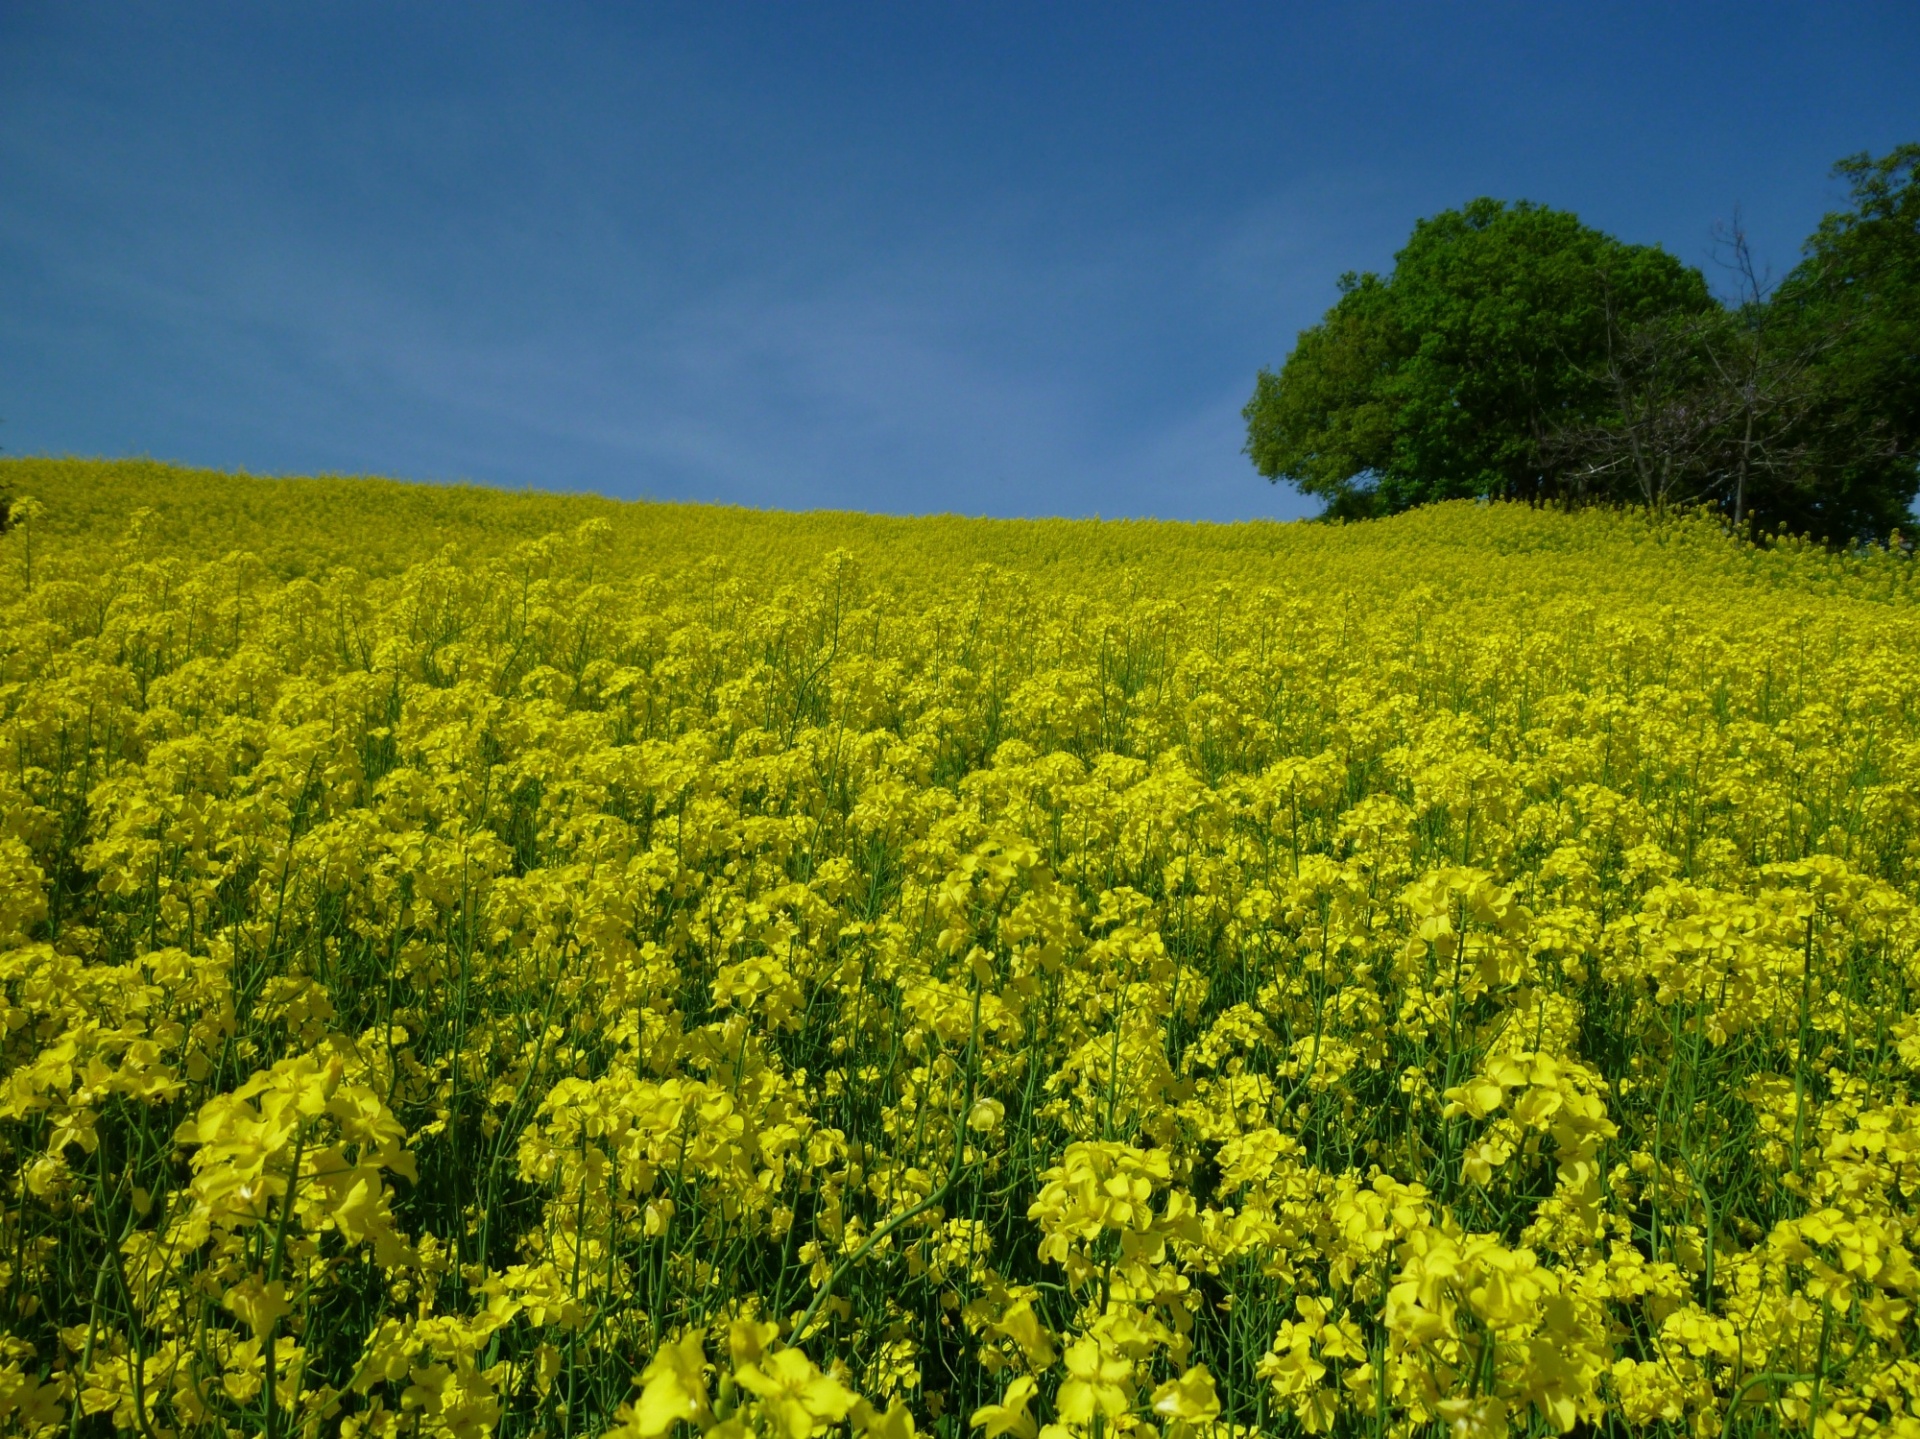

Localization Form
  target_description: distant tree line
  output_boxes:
[1244,144,1920,541]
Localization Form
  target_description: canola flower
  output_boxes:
[2,457,1919,1439]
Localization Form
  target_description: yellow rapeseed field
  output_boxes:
[3,457,1919,1439]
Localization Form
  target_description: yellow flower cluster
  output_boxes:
[2,458,1919,1439]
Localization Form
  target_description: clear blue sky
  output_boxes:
[4,4,1917,520]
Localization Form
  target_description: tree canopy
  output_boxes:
[1248,149,1920,540]
[1244,199,1710,518]
[1765,143,1920,539]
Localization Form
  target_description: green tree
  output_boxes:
[1762,144,1920,539]
[1538,148,1920,543]
[1537,224,1833,529]
[1245,199,1712,517]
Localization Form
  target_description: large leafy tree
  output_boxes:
[1245,199,1712,517]
[1762,144,1920,539]
[1525,148,1920,542]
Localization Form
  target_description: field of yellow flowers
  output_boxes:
[3,457,1920,1439]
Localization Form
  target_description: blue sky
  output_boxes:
[4,4,1918,521]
